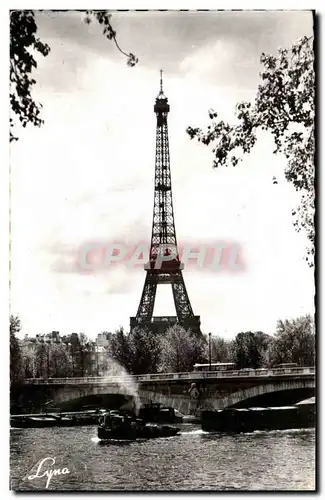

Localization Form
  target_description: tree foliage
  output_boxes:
[19,331,94,378]
[12,313,315,382]
[159,325,205,373]
[207,335,234,363]
[270,314,315,366]
[187,36,315,264]
[10,10,138,142]
[10,314,21,335]
[10,11,50,142]
[48,342,72,377]
[110,327,133,373]
[21,341,35,378]
[34,342,48,377]
[10,315,23,383]
[233,331,272,369]
[128,327,161,374]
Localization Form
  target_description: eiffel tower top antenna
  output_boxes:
[160,69,163,93]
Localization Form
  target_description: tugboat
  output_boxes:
[138,403,183,424]
[97,410,180,441]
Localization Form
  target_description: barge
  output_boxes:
[201,402,315,433]
[10,404,183,429]
[10,411,99,428]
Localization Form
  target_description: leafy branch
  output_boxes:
[187,36,315,265]
[10,10,138,142]
[84,10,138,67]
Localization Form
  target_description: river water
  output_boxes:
[10,424,315,491]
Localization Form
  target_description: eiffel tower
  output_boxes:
[130,71,201,335]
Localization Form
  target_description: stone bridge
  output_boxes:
[17,366,315,415]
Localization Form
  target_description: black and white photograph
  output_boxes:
[9,7,316,492]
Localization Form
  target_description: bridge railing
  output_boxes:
[22,377,124,385]
[22,366,315,385]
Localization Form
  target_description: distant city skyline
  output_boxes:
[10,10,314,339]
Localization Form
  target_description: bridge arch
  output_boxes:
[205,379,315,410]
[139,390,194,415]
[47,384,139,412]
[52,387,195,414]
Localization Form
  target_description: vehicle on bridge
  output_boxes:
[98,410,180,441]
[276,363,298,368]
[193,362,236,372]
[238,368,258,375]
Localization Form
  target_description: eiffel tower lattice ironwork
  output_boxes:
[130,71,201,335]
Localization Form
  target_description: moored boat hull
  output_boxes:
[201,404,315,433]
[98,424,180,441]
[10,413,99,428]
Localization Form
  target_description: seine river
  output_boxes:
[10,425,315,491]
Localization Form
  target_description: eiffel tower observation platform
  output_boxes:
[130,316,201,335]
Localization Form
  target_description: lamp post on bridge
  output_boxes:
[208,332,212,371]
[96,338,99,377]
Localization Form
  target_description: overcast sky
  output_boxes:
[10,10,314,339]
